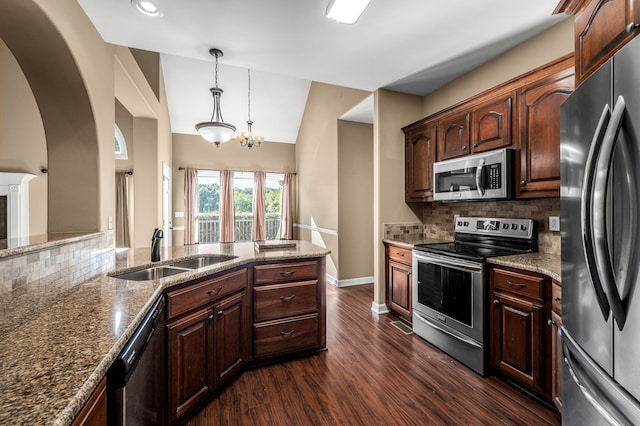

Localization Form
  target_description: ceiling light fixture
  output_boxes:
[237,69,264,149]
[195,48,236,147]
[131,0,163,17]
[325,0,371,24]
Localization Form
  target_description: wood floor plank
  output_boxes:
[186,283,560,425]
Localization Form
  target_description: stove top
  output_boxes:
[413,216,537,263]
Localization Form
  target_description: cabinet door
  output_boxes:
[438,112,470,160]
[167,307,214,424]
[517,69,574,198]
[471,93,513,153]
[490,292,545,393]
[575,0,640,85]
[213,291,249,387]
[72,377,107,426]
[388,260,412,322]
[551,310,563,412]
[405,122,437,201]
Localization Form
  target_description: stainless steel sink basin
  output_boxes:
[110,266,188,281]
[169,254,236,270]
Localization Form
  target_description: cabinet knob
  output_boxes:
[493,299,500,305]
[218,310,224,316]
[548,319,553,327]
[473,143,478,148]
[520,180,526,186]
[627,22,640,33]
[555,297,562,303]
[208,314,214,320]
[462,146,467,151]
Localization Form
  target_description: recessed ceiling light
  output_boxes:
[131,0,163,17]
[325,0,372,24]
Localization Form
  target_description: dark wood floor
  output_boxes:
[187,284,560,425]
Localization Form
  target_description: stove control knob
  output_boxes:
[457,221,463,226]
[511,224,518,230]
[520,224,527,231]
[463,221,469,227]
[502,223,509,230]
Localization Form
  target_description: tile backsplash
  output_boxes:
[422,198,561,255]
[384,223,424,241]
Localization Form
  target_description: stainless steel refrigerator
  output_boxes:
[561,34,640,425]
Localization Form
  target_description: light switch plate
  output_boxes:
[108,215,113,230]
[549,216,560,232]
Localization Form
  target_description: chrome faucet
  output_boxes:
[151,228,163,262]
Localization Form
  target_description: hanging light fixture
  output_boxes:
[195,48,236,147]
[237,69,264,149]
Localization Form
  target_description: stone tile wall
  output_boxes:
[0,232,114,296]
[383,223,424,241]
[423,198,561,255]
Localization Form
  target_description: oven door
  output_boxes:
[412,251,484,343]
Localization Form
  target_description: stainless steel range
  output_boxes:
[412,216,537,375]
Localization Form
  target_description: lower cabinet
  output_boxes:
[72,376,107,426]
[166,268,249,425]
[489,266,550,398]
[550,280,563,412]
[383,243,413,323]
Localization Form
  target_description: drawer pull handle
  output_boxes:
[280,295,296,302]
[506,280,526,289]
[555,297,562,303]
[280,329,295,336]
[206,286,223,296]
[279,271,295,277]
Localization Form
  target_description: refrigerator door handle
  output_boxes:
[581,103,612,321]
[593,95,627,330]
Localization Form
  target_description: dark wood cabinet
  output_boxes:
[470,92,513,153]
[517,64,574,198]
[252,258,326,363]
[166,268,249,424]
[404,121,437,202]
[490,267,550,396]
[550,280,563,412]
[438,111,470,160]
[384,243,413,323]
[71,376,107,426]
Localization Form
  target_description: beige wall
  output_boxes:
[373,89,424,306]
[337,120,373,281]
[171,133,296,246]
[423,18,574,116]
[0,39,48,236]
[295,82,370,279]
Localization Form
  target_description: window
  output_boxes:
[115,124,128,160]
[196,170,284,243]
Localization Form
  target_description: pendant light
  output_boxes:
[237,69,264,149]
[195,48,236,147]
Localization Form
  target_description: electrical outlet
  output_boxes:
[175,211,184,218]
[549,216,560,232]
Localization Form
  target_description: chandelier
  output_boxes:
[237,69,264,149]
[195,48,236,147]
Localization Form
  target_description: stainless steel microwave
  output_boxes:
[433,148,514,201]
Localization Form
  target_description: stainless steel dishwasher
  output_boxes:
[107,296,166,425]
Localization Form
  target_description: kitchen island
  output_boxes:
[0,240,329,425]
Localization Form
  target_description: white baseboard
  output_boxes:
[371,301,390,315]
[326,275,373,288]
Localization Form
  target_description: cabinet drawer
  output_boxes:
[552,281,562,315]
[492,268,544,301]
[254,280,318,322]
[167,268,247,319]
[388,245,412,265]
[253,313,319,358]
[253,261,318,285]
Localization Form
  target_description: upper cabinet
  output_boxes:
[556,0,640,86]
[517,64,574,198]
[404,121,437,202]
[470,93,514,154]
[438,111,470,160]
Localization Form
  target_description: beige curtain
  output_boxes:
[220,170,235,243]
[280,172,295,240]
[252,171,266,241]
[115,172,131,248]
[184,168,199,245]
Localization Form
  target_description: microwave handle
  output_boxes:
[475,159,485,196]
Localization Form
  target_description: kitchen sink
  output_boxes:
[110,266,188,281]
[169,254,237,269]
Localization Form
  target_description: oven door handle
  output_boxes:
[476,158,485,196]
[414,311,482,349]
[413,252,483,273]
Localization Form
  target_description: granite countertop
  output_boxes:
[382,237,561,282]
[0,240,330,426]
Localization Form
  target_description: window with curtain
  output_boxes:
[196,170,284,243]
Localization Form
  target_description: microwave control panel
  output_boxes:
[486,164,502,189]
